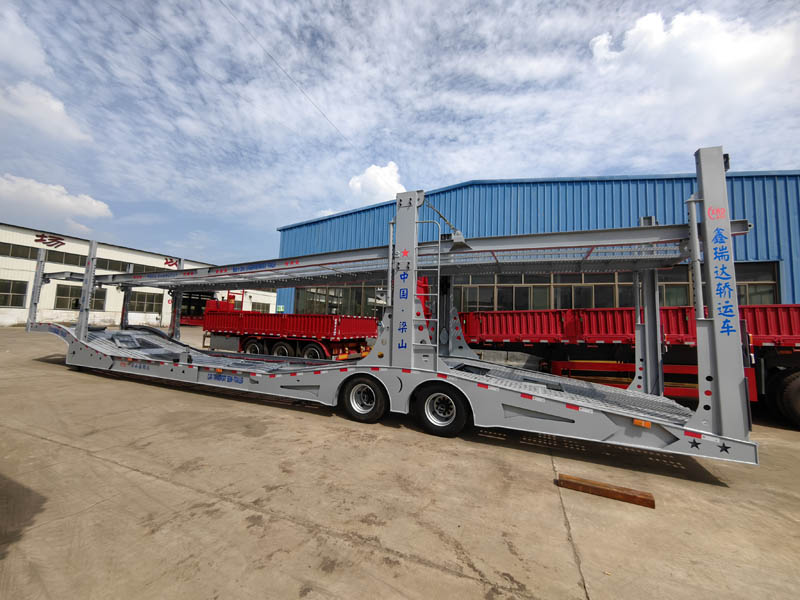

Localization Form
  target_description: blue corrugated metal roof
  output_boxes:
[277,171,800,231]
[276,170,800,311]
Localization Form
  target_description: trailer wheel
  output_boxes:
[777,371,800,428]
[271,341,295,357]
[415,383,469,437]
[243,339,263,354]
[340,376,387,423]
[301,342,324,360]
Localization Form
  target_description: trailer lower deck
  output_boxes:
[33,322,756,465]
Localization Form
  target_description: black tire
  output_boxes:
[243,339,263,354]
[415,383,469,437]
[777,371,800,429]
[340,376,388,423]
[271,341,295,357]
[301,342,325,360]
[766,369,793,418]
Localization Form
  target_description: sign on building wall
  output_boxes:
[34,233,65,248]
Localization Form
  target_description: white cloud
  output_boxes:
[0,81,92,142]
[348,161,406,206]
[0,2,797,262]
[165,230,214,256]
[0,3,51,76]
[0,173,111,234]
[578,11,798,154]
[114,213,168,226]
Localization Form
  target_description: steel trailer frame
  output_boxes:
[28,147,758,465]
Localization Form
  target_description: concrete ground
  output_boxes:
[1,327,798,600]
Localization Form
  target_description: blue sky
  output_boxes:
[0,0,797,264]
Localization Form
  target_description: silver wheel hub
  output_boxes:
[424,393,456,427]
[350,383,376,414]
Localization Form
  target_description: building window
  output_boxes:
[734,262,779,305]
[251,302,271,313]
[657,265,690,307]
[54,285,81,309]
[129,291,163,313]
[295,285,386,317]
[54,284,106,310]
[0,243,38,260]
[0,279,27,308]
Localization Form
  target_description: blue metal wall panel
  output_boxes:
[277,172,800,312]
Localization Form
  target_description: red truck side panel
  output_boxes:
[461,310,566,344]
[577,309,636,344]
[204,310,376,342]
[461,305,800,349]
[739,305,800,347]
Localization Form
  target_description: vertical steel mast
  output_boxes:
[687,146,750,438]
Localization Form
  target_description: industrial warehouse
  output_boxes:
[276,170,797,314]
[0,223,277,327]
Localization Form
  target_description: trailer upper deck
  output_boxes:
[43,220,750,293]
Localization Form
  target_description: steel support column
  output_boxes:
[26,248,46,332]
[390,191,422,369]
[167,258,185,340]
[119,263,134,330]
[75,240,98,342]
[641,269,663,396]
[687,146,750,438]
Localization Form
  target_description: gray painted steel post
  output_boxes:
[167,258,185,340]
[641,269,663,395]
[390,191,423,369]
[686,195,705,316]
[75,240,98,341]
[119,263,134,330]
[26,247,46,332]
[688,146,749,438]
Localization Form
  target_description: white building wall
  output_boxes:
[0,224,276,327]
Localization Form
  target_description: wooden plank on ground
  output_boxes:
[555,474,655,509]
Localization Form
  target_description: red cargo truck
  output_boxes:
[461,304,800,426]
[202,300,377,359]
[198,299,800,425]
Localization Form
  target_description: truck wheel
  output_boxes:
[766,369,792,418]
[777,371,800,428]
[271,341,294,357]
[243,339,263,354]
[416,383,469,437]
[340,376,387,423]
[301,342,324,360]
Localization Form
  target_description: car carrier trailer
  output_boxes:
[27,147,759,465]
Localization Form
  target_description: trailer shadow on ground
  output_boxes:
[33,353,67,366]
[377,412,728,486]
[750,405,798,432]
[0,473,47,561]
[43,358,729,487]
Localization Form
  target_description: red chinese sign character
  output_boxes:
[34,233,65,248]
[706,207,726,220]
[164,257,180,268]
